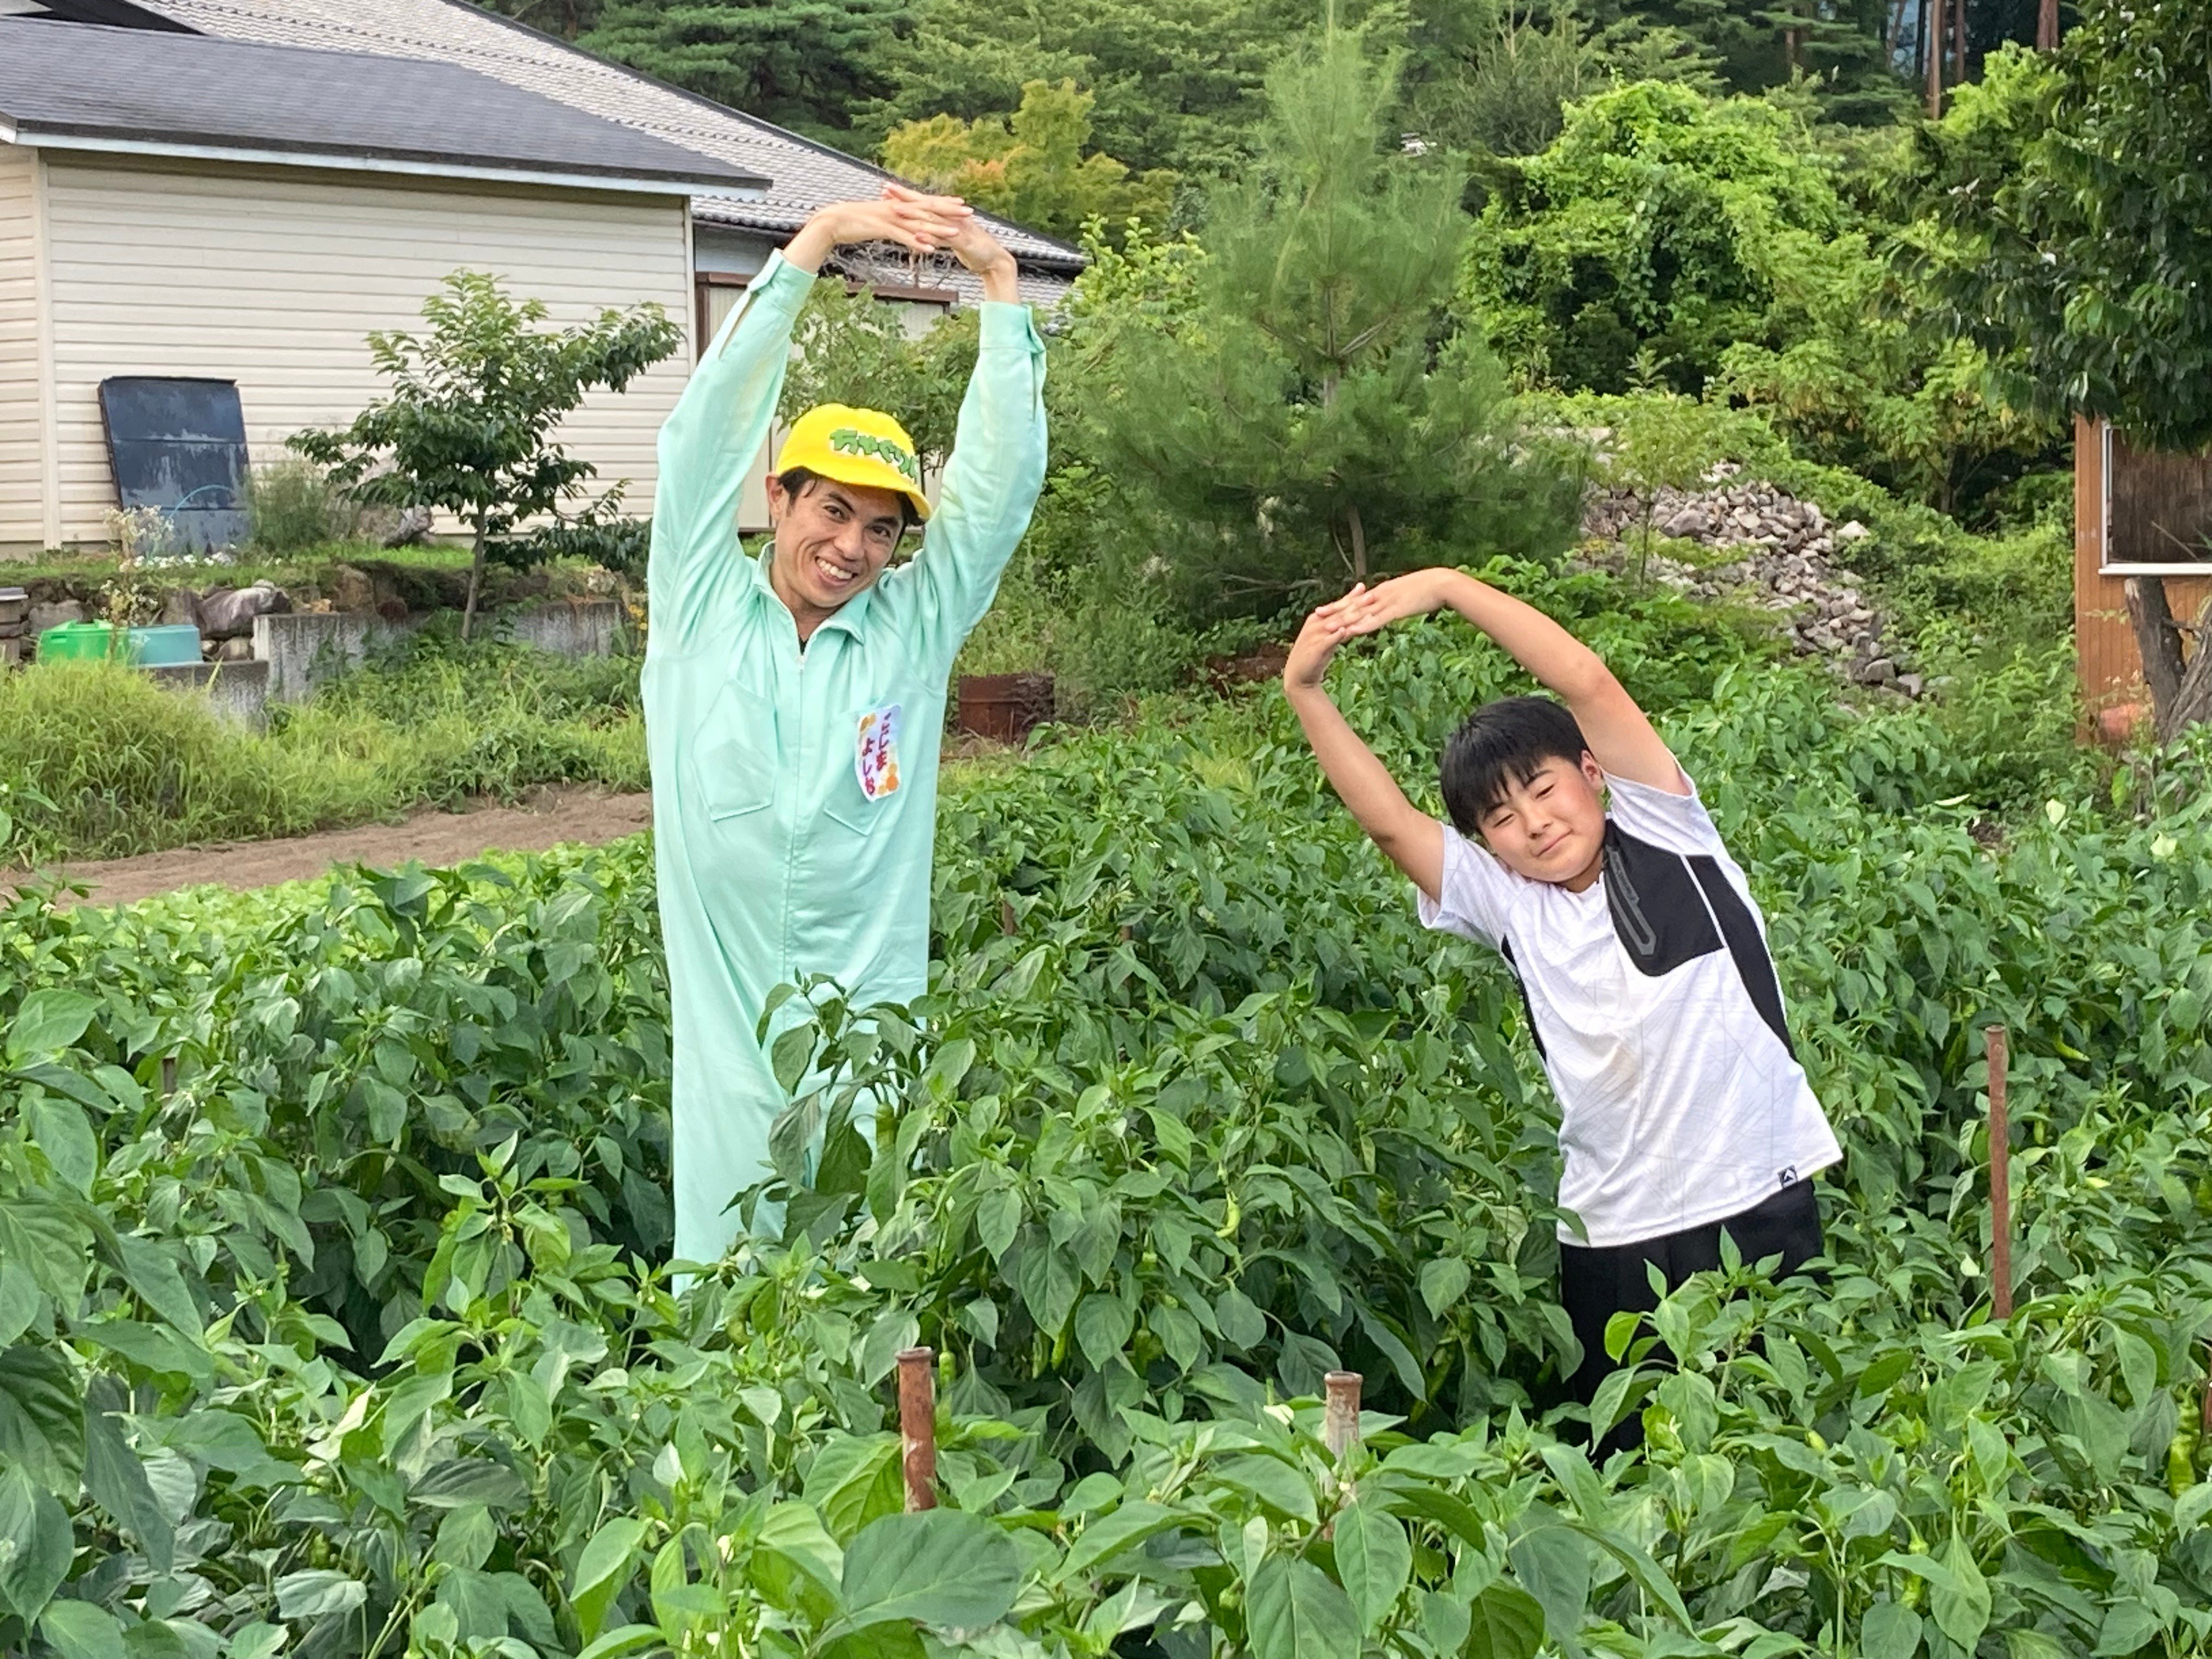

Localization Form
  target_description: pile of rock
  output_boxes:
[10,580,290,665]
[1580,470,1922,696]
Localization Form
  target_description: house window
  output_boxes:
[2102,425,2212,574]
[695,272,753,357]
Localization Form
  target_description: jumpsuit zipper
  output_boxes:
[781,625,804,983]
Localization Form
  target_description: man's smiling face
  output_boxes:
[766,471,910,637]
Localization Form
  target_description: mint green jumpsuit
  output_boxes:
[644,252,1048,1266]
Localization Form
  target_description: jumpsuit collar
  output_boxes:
[745,543,878,644]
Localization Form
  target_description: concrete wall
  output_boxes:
[144,659,272,729]
[252,600,627,704]
[37,153,694,548]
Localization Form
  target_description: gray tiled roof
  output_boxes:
[0,16,765,192]
[131,0,1088,279]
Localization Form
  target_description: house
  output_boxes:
[99,0,1086,317]
[0,15,771,554]
[2073,415,2212,715]
[1,0,1085,555]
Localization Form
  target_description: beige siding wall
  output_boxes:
[40,155,693,545]
[0,144,46,549]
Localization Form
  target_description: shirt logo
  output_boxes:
[856,703,902,802]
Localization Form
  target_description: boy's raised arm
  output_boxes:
[1321,568,1688,796]
[1282,609,1446,901]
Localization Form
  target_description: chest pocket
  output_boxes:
[691,682,777,822]
[822,696,910,837]
[1601,823,1723,974]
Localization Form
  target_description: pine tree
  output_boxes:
[1090,28,1579,618]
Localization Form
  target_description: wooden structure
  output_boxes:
[2073,416,2212,712]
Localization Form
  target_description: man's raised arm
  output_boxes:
[649,194,973,644]
[873,198,1048,667]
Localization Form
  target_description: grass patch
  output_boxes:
[0,629,647,867]
[0,662,387,861]
[2,539,473,588]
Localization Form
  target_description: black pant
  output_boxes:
[1559,1180,1822,1453]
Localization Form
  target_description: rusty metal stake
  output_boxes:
[897,1347,937,1511]
[160,1055,177,1096]
[1986,1026,2013,1321]
[1323,1371,1363,1460]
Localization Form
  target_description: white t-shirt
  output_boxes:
[1418,769,1839,1249]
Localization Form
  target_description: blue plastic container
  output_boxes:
[124,624,203,667]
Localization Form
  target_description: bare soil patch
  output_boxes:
[11,787,653,909]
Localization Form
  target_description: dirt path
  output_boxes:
[13,788,654,909]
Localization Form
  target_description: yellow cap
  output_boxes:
[773,403,931,522]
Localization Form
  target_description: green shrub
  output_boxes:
[244,456,365,552]
[0,634,649,866]
[8,583,2211,1658]
[272,628,648,807]
[1465,83,1850,396]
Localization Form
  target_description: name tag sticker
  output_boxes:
[855,703,902,801]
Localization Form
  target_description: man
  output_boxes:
[646,188,1047,1266]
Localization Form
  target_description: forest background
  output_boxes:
[444,0,2130,714]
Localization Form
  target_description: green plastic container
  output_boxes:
[37,620,120,661]
[37,622,204,667]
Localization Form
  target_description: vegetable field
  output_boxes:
[3,563,2210,1659]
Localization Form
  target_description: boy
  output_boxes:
[1282,567,1839,1437]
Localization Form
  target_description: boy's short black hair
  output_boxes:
[1440,695,1593,833]
[776,466,923,532]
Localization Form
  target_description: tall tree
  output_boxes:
[1089,29,1579,617]
[1568,0,1905,122]
[881,80,1174,241]
[1912,3,2212,453]
[1912,0,2212,732]
[579,0,900,143]
[854,0,1306,179]
[477,0,604,39]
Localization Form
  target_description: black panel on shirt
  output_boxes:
[1498,936,1548,1059]
[1689,856,1797,1058]
[1600,822,1724,975]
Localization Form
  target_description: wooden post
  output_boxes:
[1923,0,1942,117]
[1985,1026,2014,1321]
[897,1347,937,1511]
[1323,1372,1362,1460]
[160,1055,177,1096]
